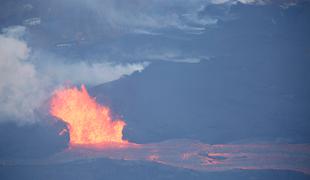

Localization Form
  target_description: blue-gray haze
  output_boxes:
[0,0,309,179]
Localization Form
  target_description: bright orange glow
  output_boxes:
[147,154,160,161]
[50,85,127,146]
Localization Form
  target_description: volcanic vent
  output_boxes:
[50,85,128,147]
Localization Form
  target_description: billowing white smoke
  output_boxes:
[0,26,148,124]
[0,26,45,123]
[41,61,147,86]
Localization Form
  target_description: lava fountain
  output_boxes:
[50,85,128,147]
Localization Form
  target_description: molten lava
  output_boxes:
[50,85,127,146]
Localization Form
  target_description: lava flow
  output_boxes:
[46,85,310,175]
[50,85,128,147]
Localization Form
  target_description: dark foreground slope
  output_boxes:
[1,158,309,180]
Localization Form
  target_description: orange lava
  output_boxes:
[50,85,127,146]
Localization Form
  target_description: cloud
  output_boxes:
[132,29,162,36]
[128,48,210,64]
[146,52,203,63]
[0,26,44,123]
[210,0,268,5]
[2,26,26,39]
[79,0,218,35]
[0,26,148,124]
[23,17,41,26]
[42,61,149,85]
[76,0,269,35]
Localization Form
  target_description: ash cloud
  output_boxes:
[0,26,148,124]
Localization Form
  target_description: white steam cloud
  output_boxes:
[0,26,148,124]
[42,61,147,85]
[0,26,45,123]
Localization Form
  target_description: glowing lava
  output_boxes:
[50,85,127,146]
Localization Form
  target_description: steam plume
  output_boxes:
[0,26,148,124]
